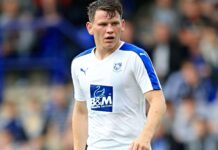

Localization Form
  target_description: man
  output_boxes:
[71,0,166,150]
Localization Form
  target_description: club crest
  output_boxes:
[113,62,122,72]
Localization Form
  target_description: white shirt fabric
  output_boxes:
[71,41,161,150]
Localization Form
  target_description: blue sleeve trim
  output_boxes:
[74,47,94,59]
[120,42,161,90]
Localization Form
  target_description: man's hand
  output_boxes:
[128,136,151,150]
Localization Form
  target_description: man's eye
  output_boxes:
[112,22,119,26]
[99,23,107,26]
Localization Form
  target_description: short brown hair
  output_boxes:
[87,0,123,22]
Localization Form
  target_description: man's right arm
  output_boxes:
[72,101,88,150]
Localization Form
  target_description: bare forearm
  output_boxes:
[142,92,166,141]
[72,103,88,150]
[129,91,166,150]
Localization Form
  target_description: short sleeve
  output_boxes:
[133,52,161,94]
[71,60,86,101]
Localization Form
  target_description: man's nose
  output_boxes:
[106,24,114,33]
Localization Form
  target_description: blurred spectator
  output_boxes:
[177,24,217,102]
[121,20,135,43]
[178,0,206,28]
[44,123,62,150]
[62,125,74,150]
[0,0,35,58]
[121,19,147,53]
[200,0,218,26]
[207,97,218,136]
[187,116,217,150]
[152,123,171,150]
[0,129,16,150]
[149,0,178,33]
[172,95,198,144]
[149,21,172,82]
[32,0,66,57]
[20,136,46,150]
[199,24,218,89]
[43,84,71,135]
[162,101,175,135]
[200,25,218,68]
[152,122,185,150]
[32,0,73,83]
[21,98,44,139]
[164,60,210,105]
[152,100,186,150]
[178,25,213,80]
[0,101,28,143]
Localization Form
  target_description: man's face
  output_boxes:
[87,10,125,51]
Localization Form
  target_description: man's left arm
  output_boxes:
[129,90,166,150]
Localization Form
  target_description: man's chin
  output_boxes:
[103,44,116,50]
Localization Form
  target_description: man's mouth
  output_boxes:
[105,36,115,40]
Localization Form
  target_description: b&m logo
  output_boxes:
[90,85,113,112]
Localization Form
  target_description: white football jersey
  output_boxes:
[71,42,161,150]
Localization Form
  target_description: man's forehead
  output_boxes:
[94,10,121,20]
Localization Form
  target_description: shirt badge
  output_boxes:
[113,62,122,72]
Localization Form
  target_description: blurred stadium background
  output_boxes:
[0,0,218,149]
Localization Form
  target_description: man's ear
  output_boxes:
[86,22,93,35]
[121,19,125,32]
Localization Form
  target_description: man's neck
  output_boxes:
[95,41,121,60]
